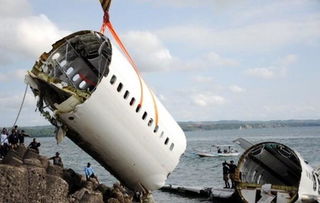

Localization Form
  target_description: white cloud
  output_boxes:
[245,67,275,79]
[137,0,241,8]
[156,18,320,52]
[193,76,214,83]
[192,93,226,107]
[0,0,31,17]
[122,31,174,71]
[229,85,245,93]
[122,31,238,71]
[0,69,27,82]
[279,54,297,66]
[0,1,69,65]
[245,54,298,79]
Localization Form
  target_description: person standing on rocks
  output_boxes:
[222,161,230,188]
[18,130,29,146]
[28,138,41,153]
[84,162,99,183]
[8,129,19,150]
[49,152,63,167]
[227,160,237,188]
[0,128,9,158]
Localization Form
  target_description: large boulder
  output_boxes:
[0,165,29,202]
[0,148,134,203]
[46,174,69,203]
[26,166,47,202]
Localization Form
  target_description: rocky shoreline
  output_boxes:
[0,146,134,203]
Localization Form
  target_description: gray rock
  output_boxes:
[47,164,63,177]
[23,148,40,160]
[0,151,133,203]
[0,164,29,202]
[15,145,27,158]
[80,191,104,203]
[2,150,23,166]
[26,166,47,202]
[46,174,69,203]
[24,158,43,168]
[39,156,49,169]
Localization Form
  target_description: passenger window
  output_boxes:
[136,104,141,113]
[79,81,87,89]
[66,67,74,75]
[130,98,135,106]
[142,112,147,120]
[148,118,153,126]
[154,125,159,133]
[117,83,123,92]
[170,143,174,151]
[110,75,116,84]
[165,137,169,145]
[60,60,67,67]
[124,91,129,99]
[160,131,164,138]
[73,74,80,81]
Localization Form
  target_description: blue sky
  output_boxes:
[0,0,319,126]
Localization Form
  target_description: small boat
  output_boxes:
[195,145,240,157]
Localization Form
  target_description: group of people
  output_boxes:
[0,125,30,158]
[217,146,238,154]
[49,152,98,183]
[222,160,237,188]
[2,125,99,183]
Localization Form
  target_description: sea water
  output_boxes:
[31,126,320,203]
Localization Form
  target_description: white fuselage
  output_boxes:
[58,43,187,191]
[296,151,320,202]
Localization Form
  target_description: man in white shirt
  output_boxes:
[1,128,9,158]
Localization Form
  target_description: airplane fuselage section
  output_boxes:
[26,30,186,192]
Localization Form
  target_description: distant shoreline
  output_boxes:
[2,119,320,137]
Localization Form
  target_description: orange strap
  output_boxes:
[100,12,143,106]
[100,11,159,125]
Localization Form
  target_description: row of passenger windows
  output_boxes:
[109,74,175,151]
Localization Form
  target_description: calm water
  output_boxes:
[29,126,320,203]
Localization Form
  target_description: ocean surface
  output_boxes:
[29,126,320,203]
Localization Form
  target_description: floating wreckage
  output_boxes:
[162,139,320,203]
[25,29,186,194]
[235,139,320,203]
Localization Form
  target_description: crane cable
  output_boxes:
[12,83,29,127]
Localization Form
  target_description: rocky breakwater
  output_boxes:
[0,146,133,203]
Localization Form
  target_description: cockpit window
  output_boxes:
[43,31,112,92]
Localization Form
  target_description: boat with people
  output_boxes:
[195,144,240,158]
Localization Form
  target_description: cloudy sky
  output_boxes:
[0,0,319,126]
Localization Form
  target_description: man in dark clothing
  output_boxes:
[28,138,41,153]
[222,162,230,188]
[227,160,237,188]
[9,130,19,150]
[18,130,29,145]
[49,152,63,167]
